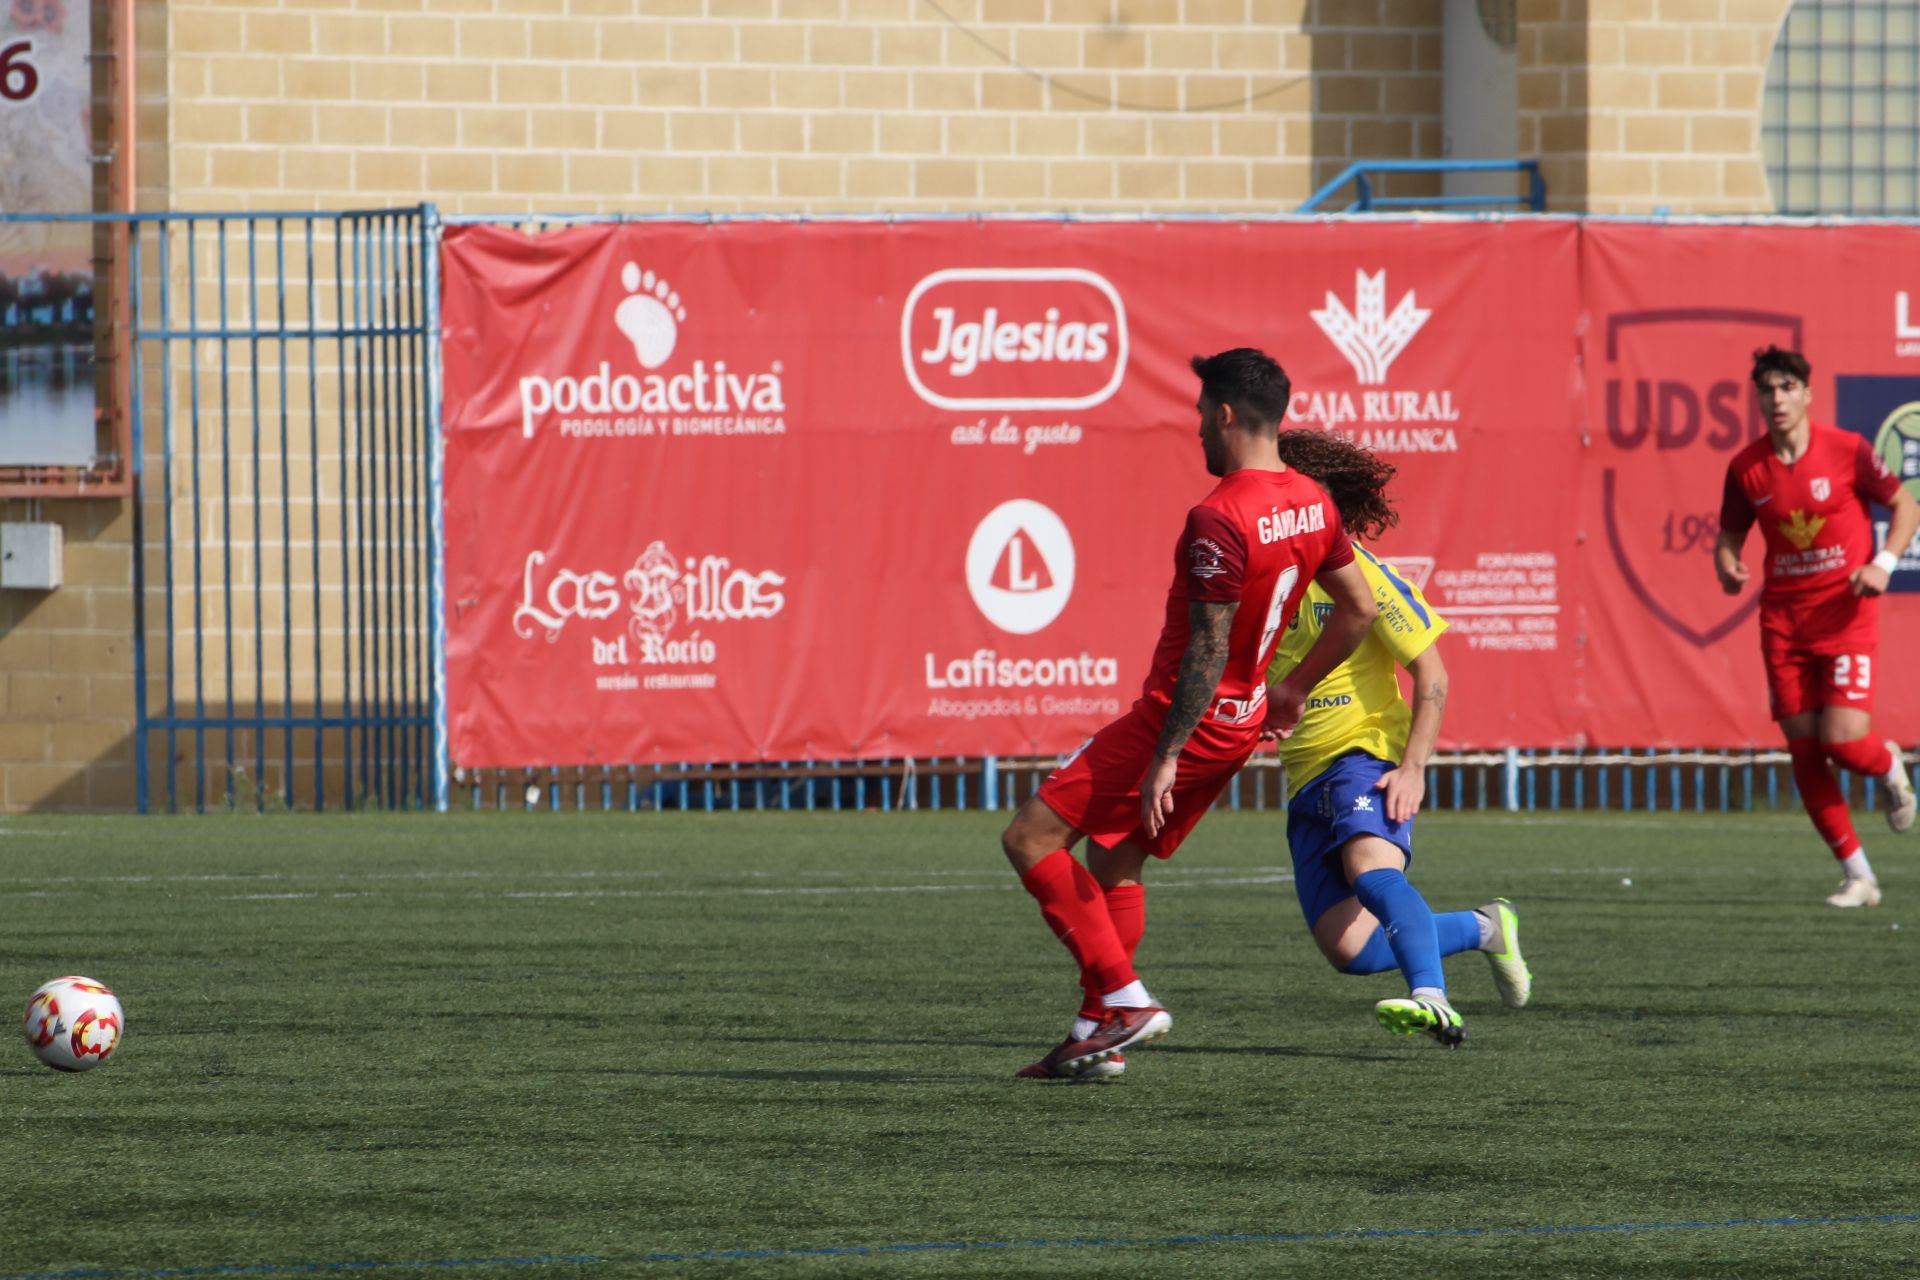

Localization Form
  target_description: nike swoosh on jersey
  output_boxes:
[1845,691,1869,700]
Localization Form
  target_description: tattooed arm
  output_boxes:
[1140,600,1238,837]
[1376,642,1448,823]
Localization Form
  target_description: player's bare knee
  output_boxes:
[1000,801,1061,872]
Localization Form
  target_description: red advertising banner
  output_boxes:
[1576,223,1920,746]
[440,219,1920,766]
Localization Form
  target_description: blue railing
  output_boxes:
[454,748,1915,816]
[1296,159,1547,214]
[112,208,442,813]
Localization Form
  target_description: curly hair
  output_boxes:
[1273,429,1399,541]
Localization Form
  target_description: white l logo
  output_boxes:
[1898,291,1920,339]
[1003,538,1039,592]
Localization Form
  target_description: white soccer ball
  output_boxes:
[22,976,125,1073]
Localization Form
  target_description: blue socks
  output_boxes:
[1339,907,1480,975]
[1434,909,1483,958]
[1351,868,1446,993]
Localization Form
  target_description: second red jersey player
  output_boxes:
[1715,345,1920,908]
[999,348,1378,1080]
[1720,415,1902,708]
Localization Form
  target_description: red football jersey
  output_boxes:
[1720,422,1903,647]
[1139,467,1353,733]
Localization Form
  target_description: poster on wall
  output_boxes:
[0,0,95,469]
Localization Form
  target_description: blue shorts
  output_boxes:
[1286,750,1415,928]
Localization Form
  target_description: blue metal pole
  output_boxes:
[188,224,208,812]
[246,217,265,808]
[129,223,151,815]
[218,217,237,808]
[274,218,295,809]
[423,204,449,812]
[159,224,179,814]
[334,214,356,810]
[305,218,325,809]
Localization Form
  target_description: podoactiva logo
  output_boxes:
[515,261,787,441]
[965,499,1076,635]
[901,268,1128,411]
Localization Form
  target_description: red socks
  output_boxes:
[1074,881,1146,1019]
[1825,736,1894,779]
[1019,850,1138,997]
[1788,737,1861,859]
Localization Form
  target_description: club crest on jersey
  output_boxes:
[1810,476,1831,501]
[1257,503,1326,545]
[1189,537,1228,579]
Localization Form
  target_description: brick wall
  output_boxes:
[1521,0,1789,215]
[159,0,1425,216]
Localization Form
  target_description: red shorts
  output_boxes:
[1035,700,1258,859]
[1765,643,1879,719]
[1760,595,1879,720]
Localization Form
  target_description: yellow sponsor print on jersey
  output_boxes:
[1779,508,1825,551]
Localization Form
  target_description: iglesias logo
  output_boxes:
[925,498,1120,692]
[901,268,1128,411]
[515,261,787,440]
[512,540,786,666]
[1599,308,1796,645]
[1295,268,1461,453]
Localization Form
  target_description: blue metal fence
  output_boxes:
[1296,159,1547,214]
[452,748,1917,816]
[122,207,441,813]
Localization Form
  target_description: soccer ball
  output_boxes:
[22,976,125,1073]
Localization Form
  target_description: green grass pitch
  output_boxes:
[2,810,1916,1278]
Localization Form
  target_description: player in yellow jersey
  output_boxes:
[1263,431,1532,1048]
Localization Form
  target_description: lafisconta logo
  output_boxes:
[515,262,787,439]
[964,499,1076,635]
[924,498,1120,695]
[901,268,1129,411]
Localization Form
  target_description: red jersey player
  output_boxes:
[1715,345,1920,907]
[1000,348,1378,1079]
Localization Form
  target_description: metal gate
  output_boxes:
[129,207,442,813]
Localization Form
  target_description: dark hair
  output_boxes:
[1273,429,1399,540]
[1189,348,1292,429]
[1751,345,1811,387]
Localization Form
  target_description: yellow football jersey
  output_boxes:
[1265,544,1449,790]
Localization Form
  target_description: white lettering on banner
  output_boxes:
[924,650,1121,690]
[513,551,620,642]
[1899,291,1920,356]
[900,268,1130,412]
[1428,552,1561,652]
[510,544,785,691]
[924,693,1124,720]
[1256,503,1327,544]
[948,417,1087,452]
[920,306,1112,377]
[518,362,786,439]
